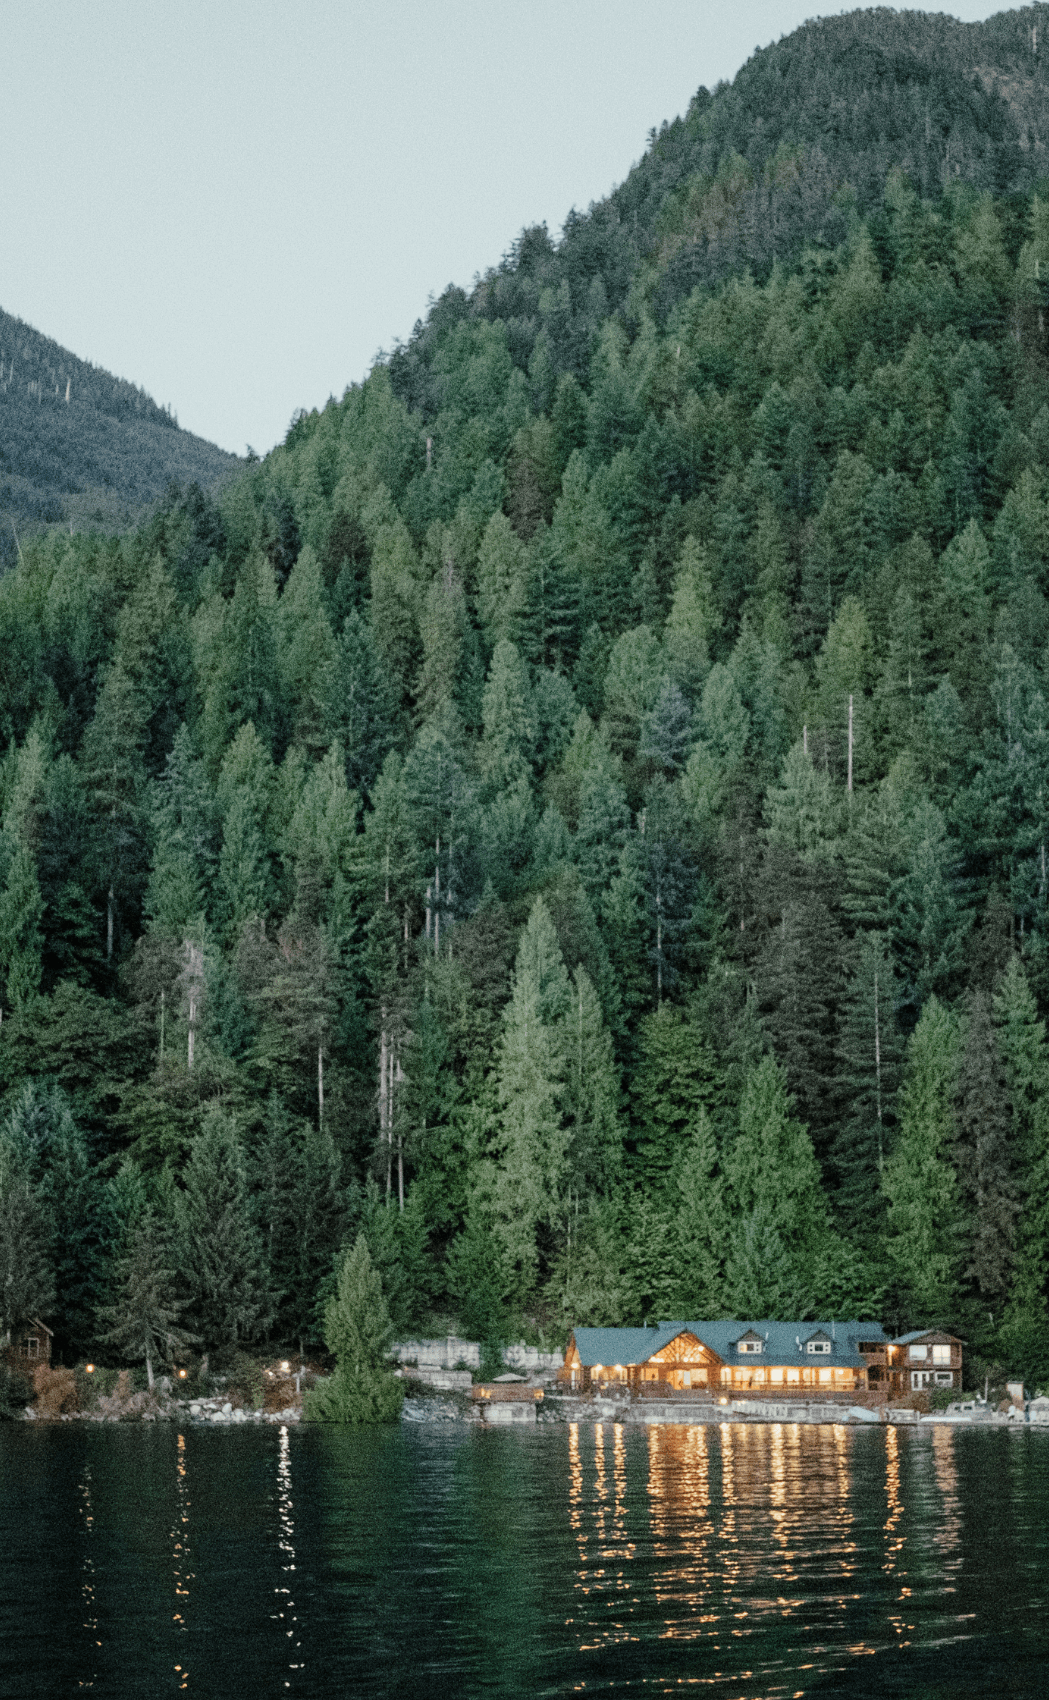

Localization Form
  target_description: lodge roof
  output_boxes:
[663,1319,889,1370]
[568,1325,697,1368]
[568,1320,889,1372]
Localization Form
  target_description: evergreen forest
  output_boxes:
[7,6,1049,1390]
[0,307,239,571]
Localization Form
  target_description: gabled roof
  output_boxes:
[660,1319,888,1370]
[568,1325,703,1368]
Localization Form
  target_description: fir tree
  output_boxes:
[491,896,571,1293]
[883,996,964,1321]
[955,988,1017,1308]
[303,1234,404,1424]
[0,1130,53,1344]
[101,1215,197,1389]
[178,1110,269,1350]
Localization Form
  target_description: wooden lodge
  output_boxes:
[561,1320,894,1397]
[884,1329,964,1397]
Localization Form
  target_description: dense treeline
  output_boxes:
[9,12,1049,1388]
[0,307,238,570]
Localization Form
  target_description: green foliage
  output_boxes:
[304,1233,403,1424]
[11,15,1049,1374]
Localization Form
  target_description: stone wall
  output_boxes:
[390,1339,563,1374]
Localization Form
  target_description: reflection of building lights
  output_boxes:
[719,1396,728,1404]
[85,1364,95,1374]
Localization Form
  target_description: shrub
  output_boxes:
[33,1365,78,1416]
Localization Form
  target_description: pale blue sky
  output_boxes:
[0,2,1004,456]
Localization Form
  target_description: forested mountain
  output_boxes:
[0,308,239,569]
[7,6,1049,1390]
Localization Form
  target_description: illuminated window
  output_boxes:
[770,1366,784,1384]
[932,1344,951,1365]
[819,1368,832,1383]
[738,1339,763,1354]
[908,1344,928,1361]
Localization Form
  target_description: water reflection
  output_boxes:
[172,1431,192,1690]
[7,1423,1049,1698]
[76,1464,98,1691]
[274,1425,303,1687]
[568,1422,641,1653]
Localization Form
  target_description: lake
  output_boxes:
[4,1419,1049,1698]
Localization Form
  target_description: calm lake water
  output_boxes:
[5,1419,1049,1698]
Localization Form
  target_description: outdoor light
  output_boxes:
[281,1361,290,1373]
[178,1369,188,1379]
[85,1364,95,1374]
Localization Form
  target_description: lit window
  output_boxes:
[932,1344,951,1365]
[738,1340,763,1355]
[908,1344,928,1362]
[806,1340,831,1355]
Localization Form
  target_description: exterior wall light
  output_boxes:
[85,1364,95,1374]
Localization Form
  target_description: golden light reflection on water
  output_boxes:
[566,1421,908,1679]
[567,1422,640,1654]
[172,1432,193,1691]
[883,1424,911,1646]
[274,1425,303,1687]
[931,1424,961,1587]
[76,1464,98,1690]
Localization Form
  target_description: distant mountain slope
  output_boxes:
[0,307,239,567]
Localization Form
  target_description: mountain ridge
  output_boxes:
[0,304,239,569]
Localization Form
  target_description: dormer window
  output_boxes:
[806,1339,831,1355]
[738,1338,763,1355]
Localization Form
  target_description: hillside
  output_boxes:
[4,7,1049,1388]
[0,307,239,568]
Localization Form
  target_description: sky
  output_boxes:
[0,1,1006,457]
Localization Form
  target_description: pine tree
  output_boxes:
[723,1054,833,1315]
[178,1110,269,1350]
[562,965,621,1206]
[673,1109,727,1316]
[883,996,964,1320]
[303,1234,404,1424]
[0,1130,53,1344]
[101,1216,197,1389]
[4,1081,103,1358]
[629,1002,720,1185]
[491,896,571,1293]
[955,988,1017,1308]
[833,932,904,1229]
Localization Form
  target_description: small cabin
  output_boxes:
[886,1329,964,1395]
[10,1319,52,1365]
